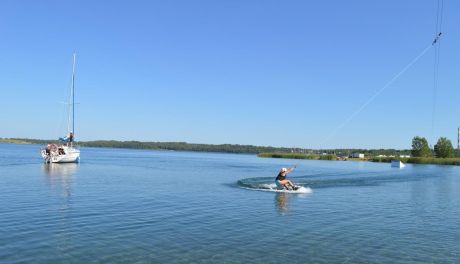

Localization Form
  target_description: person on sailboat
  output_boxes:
[45,144,51,157]
[60,132,74,146]
[68,132,74,146]
[275,165,298,190]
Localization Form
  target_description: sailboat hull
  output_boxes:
[41,146,80,163]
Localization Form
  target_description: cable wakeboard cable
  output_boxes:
[320,0,444,148]
[320,42,437,147]
[431,0,444,143]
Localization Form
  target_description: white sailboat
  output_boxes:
[41,53,81,163]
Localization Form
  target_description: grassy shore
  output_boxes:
[259,152,460,166]
[370,156,460,166]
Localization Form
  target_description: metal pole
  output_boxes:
[457,127,459,150]
[72,53,76,145]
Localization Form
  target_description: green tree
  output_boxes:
[411,136,431,157]
[455,149,460,158]
[434,137,454,158]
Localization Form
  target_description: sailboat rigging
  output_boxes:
[41,53,81,163]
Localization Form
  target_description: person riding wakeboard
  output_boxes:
[275,165,299,190]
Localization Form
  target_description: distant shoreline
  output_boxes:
[0,137,411,156]
[0,138,291,154]
[258,152,460,166]
[3,138,458,165]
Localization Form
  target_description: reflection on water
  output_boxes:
[275,193,291,215]
[43,163,78,178]
[274,192,311,215]
[42,163,79,257]
[42,163,78,204]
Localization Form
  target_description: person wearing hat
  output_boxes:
[275,165,298,190]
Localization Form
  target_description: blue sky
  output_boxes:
[1,0,459,149]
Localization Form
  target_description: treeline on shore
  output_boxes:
[79,140,291,154]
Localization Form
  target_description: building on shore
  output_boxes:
[352,153,364,159]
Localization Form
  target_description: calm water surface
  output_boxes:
[0,144,459,263]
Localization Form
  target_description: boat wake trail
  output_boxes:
[237,169,438,192]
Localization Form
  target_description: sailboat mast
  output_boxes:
[72,53,76,137]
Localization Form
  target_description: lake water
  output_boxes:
[1,144,459,263]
